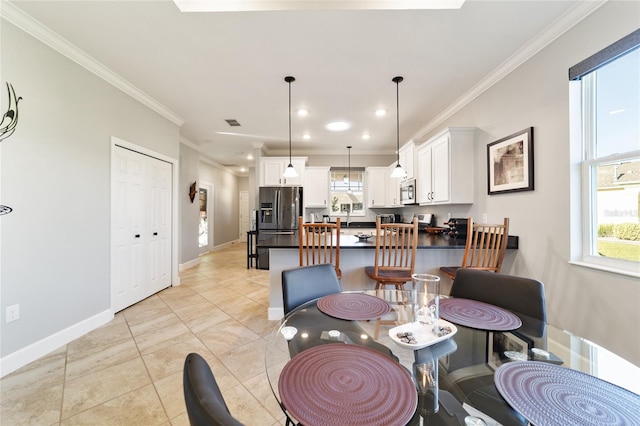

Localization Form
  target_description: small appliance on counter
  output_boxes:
[444,218,470,238]
[414,213,434,229]
[377,213,396,224]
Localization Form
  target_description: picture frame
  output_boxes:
[487,127,534,195]
[487,331,533,370]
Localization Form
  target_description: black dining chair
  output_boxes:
[282,263,342,316]
[183,352,244,426]
[450,268,546,322]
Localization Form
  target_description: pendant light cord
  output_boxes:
[347,145,352,192]
[395,76,401,164]
[288,79,292,165]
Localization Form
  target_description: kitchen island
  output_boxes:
[260,232,519,319]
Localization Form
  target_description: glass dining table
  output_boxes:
[264,289,640,426]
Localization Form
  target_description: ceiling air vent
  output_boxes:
[225,119,241,127]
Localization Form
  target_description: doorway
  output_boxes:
[199,182,214,254]
[240,190,249,242]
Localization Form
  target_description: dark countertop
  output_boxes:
[257,232,518,250]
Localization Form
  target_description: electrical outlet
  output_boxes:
[482,213,488,224]
[6,304,19,323]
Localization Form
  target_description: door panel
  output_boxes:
[112,146,172,312]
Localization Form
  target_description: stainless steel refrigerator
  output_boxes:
[257,186,303,269]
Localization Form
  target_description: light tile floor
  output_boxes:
[0,243,286,425]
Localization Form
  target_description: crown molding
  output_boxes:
[412,0,607,141]
[1,1,185,127]
[180,137,201,152]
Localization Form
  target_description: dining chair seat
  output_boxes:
[440,217,510,280]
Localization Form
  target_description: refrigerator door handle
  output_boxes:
[275,189,280,229]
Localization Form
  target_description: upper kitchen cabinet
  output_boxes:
[304,166,330,208]
[385,164,402,207]
[398,142,415,181]
[416,127,476,205]
[365,167,387,208]
[260,157,307,186]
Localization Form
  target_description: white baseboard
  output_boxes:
[0,309,114,378]
[179,257,201,271]
[212,239,240,251]
[268,307,284,321]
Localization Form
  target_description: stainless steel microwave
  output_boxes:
[400,179,416,205]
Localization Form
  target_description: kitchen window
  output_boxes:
[330,168,365,217]
[569,29,640,276]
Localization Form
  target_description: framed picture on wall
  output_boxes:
[487,127,534,195]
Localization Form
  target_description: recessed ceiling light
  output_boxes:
[297,109,309,117]
[302,133,311,140]
[325,121,352,132]
[240,167,246,172]
[375,109,386,117]
[609,109,626,115]
[246,154,254,160]
[362,133,371,140]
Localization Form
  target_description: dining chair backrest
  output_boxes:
[282,263,342,315]
[298,216,341,279]
[451,268,546,322]
[370,217,419,281]
[440,217,510,280]
[462,217,509,272]
[183,353,245,426]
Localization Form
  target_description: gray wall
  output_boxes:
[415,1,640,365]
[1,21,180,357]
[179,144,200,264]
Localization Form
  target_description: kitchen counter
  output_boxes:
[263,231,519,320]
[257,232,519,250]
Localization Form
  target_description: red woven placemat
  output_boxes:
[495,361,640,426]
[440,298,522,331]
[317,293,391,320]
[278,344,417,426]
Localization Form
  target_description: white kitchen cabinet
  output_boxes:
[260,157,306,186]
[385,164,402,207]
[416,127,476,205]
[365,167,387,208]
[398,142,415,180]
[304,167,330,208]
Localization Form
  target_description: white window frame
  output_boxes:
[569,30,640,278]
[330,168,365,218]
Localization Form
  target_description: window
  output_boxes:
[330,168,365,217]
[570,29,640,275]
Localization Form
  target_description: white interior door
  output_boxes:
[112,145,172,312]
[240,190,249,242]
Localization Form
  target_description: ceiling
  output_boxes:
[6,1,597,175]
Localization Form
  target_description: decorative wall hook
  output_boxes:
[189,181,197,203]
[0,82,22,142]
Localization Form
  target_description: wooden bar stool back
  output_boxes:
[440,217,510,280]
[298,216,341,279]
[365,217,418,291]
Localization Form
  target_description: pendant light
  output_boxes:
[282,76,298,178]
[346,145,352,194]
[390,76,406,178]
